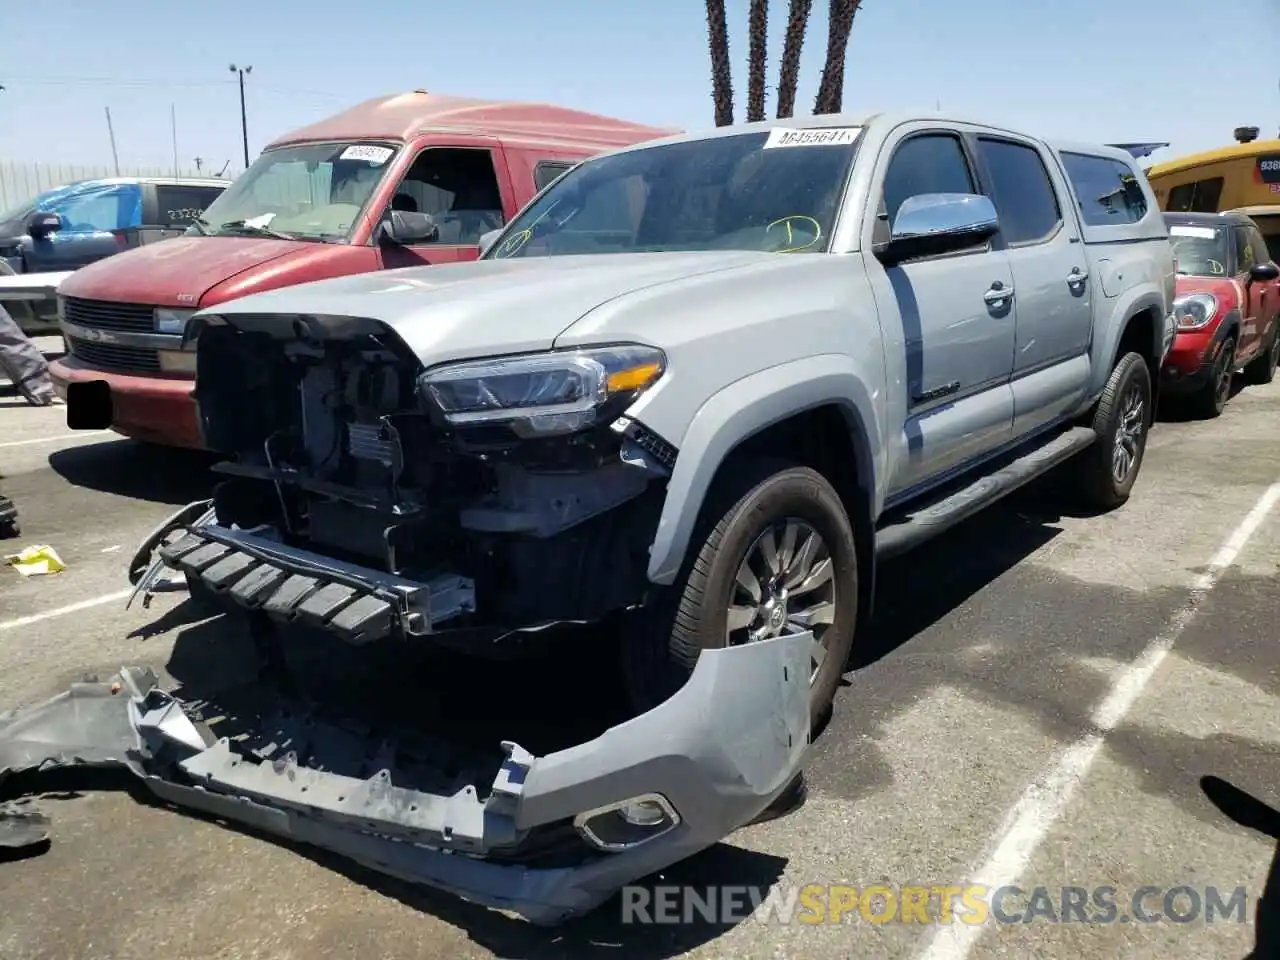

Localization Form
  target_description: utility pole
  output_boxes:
[193,156,204,172]
[170,103,178,177]
[229,64,252,169]
[104,106,120,175]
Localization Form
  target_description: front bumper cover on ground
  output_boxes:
[0,628,810,925]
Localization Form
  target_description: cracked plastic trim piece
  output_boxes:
[0,631,810,925]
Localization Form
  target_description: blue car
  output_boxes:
[0,176,228,332]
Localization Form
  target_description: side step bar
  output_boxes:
[875,426,1096,560]
[158,526,476,645]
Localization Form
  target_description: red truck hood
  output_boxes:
[58,236,304,308]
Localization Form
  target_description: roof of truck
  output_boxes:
[1146,138,1280,178]
[268,91,677,151]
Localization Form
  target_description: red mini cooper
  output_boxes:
[1162,211,1280,417]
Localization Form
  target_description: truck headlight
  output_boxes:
[1173,293,1217,330]
[419,344,666,437]
[155,308,196,334]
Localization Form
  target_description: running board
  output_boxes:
[875,426,1097,560]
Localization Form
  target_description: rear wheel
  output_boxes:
[1243,320,1280,385]
[620,459,858,730]
[1076,351,1151,510]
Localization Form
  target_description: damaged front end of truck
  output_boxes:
[0,307,811,924]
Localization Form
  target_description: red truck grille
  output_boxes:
[62,296,156,333]
[67,338,160,373]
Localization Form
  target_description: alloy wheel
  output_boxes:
[1111,381,1145,484]
[727,518,836,682]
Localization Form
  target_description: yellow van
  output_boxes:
[1145,127,1280,260]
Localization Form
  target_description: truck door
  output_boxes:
[24,181,142,272]
[375,145,513,269]
[973,134,1093,436]
[866,128,1017,495]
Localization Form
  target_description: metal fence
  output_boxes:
[0,159,224,211]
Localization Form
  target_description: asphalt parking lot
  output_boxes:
[2,338,1279,960]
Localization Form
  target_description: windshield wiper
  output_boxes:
[187,216,211,236]
[217,219,296,241]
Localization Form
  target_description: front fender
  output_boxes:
[642,354,881,585]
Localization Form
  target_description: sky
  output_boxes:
[2,0,1278,175]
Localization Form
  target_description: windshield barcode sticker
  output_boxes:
[339,145,395,165]
[1170,226,1217,239]
[764,127,862,149]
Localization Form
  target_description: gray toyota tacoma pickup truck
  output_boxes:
[3,112,1176,923]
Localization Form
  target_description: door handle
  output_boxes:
[1067,267,1088,286]
[984,281,1013,306]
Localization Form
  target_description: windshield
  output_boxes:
[486,127,861,259]
[1168,223,1231,277]
[0,182,101,226]
[194,141,401,242]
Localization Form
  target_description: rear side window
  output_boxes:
[882,133,975,225]
[534,161,574,191]
[976,138,1062,244]
[1060,153,1149,225]
[155,185,224,228]
[43,182,143,234]
[1165,177,1223,214]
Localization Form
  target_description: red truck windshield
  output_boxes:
[192,141,402,243]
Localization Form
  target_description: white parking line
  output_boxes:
[0,588,133,633]
[918,480,1280,960]
[0,431,113,449]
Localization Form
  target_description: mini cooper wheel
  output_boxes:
[620,459,858,729]
[1193,337,1236,419]
[1077,351,1151,510]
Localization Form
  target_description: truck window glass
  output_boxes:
[390,148,506,245]
[198,141,401,242]
[976,138,1062,244]
[155,185,224,228]
[488,130,859,258]
[42,182,143,234]
[1165,177,1224,213]
[1060,153,1149,225]
[534,161,574,191]
[882,133,975,226]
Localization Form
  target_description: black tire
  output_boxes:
[620,458,858,729]
[1243,320,1280,386]
[1191,337,1235,419]
[1076,351,1152,510]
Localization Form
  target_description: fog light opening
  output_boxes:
[573,793,680,852]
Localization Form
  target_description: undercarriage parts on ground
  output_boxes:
[0,628,810,924]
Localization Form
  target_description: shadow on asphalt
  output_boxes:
[48,438,217,505]
[1156,374,1249,423]
[1200,776,1280,960]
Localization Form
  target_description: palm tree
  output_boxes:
[814,0,861,115]
[705,0,734,126]
[746,0,769,122]
[775,0,813,119]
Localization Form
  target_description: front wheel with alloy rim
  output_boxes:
[1076,351,1152,510]
[1192,337,1236,419]
[1244,321,1280,385]
[620,460,858,730]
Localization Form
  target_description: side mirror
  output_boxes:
[875,193,1000,266]
[1249,261,1280,283]
[26,211,62,239]
[478,228,502,257]
[380,210,438,246]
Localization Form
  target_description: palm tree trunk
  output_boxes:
[705,0,734,127]
[746,0,769,122]
[775,0,813,119]
[813,0,860,115]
